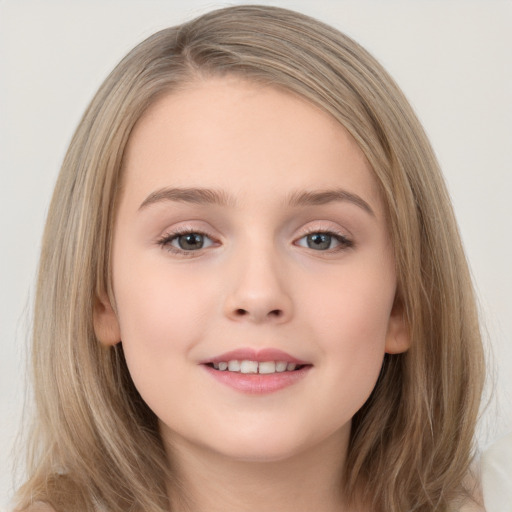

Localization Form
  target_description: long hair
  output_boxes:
[15,5,484,511]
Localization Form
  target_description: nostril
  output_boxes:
[230,307,286,321]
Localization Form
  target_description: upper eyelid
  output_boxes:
[299,226,347,236]
[296,223,352,240]
[158,228,216,244]
[156,221,351,239]
[158,224,217,239]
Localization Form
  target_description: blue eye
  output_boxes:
[158,230,215,253]
[296,232,352,251]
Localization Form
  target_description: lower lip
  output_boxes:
[202,365,311,394]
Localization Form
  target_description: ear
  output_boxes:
[93,292,121,346]
[384,297,411,354]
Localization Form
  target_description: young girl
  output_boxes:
[14,5,485,512]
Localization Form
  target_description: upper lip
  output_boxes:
[201,348,310,365]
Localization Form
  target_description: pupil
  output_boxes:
[307,233,331,250]
[179,233,203,250]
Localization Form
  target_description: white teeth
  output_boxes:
[258,361,276,374]
[240,360,259,374]
[228,360,241,371]
[212,359,303,374]
[275,361,288,372]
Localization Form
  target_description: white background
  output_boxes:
[1,0,511,508]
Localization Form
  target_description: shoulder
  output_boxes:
[455,487,485,512]
[482,430,512,477]
[458,500,485,512]
[455,461,486,512]
[481,431,512,512]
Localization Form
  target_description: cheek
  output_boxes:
[305,260,395,341]
[112,262,219,418]
[302,258,395,385]
[113,259,217,359]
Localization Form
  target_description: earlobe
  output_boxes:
[93,293,121,346]
[385,299,411,354]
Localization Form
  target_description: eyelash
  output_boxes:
[156,227,353,256]
[298,228,353,253]
[157,227,218,257]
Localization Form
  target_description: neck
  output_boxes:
[165,429,352,512]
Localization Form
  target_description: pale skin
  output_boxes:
[94,76,413,511]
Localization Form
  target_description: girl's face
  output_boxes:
[96,77,409,463]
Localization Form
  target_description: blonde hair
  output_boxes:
[16,5,484,512]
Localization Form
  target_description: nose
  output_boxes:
[223,246,293,324]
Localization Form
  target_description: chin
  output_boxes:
[214,444,305,464]
[201,427,325,464]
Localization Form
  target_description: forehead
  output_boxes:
[121,77,383,214]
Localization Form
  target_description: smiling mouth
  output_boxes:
[202,350,312,393]
[205,360,310,374]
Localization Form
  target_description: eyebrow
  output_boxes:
[139,186,375,216]
[286,189,375,216]
[139,187,234,210]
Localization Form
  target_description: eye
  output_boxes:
[296,231,352,251]
[158,229,216,253]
